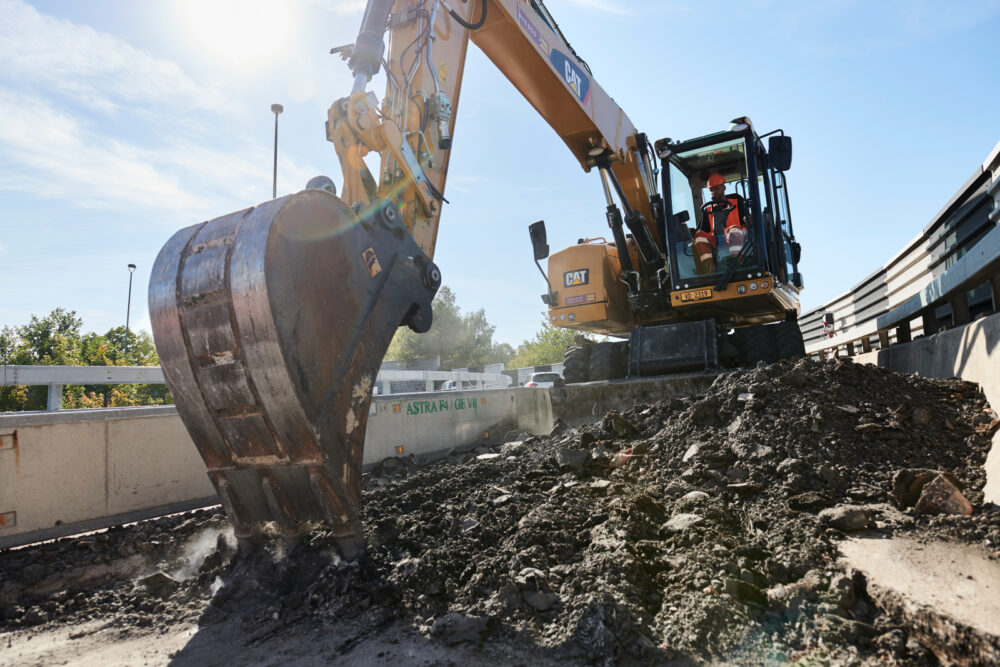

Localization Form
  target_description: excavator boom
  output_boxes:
[150,0,656,554]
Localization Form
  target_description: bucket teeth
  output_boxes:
[150,190,439,549]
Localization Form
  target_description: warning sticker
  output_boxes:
[362,247,382,278]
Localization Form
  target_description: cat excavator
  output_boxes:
[149,0,803,557]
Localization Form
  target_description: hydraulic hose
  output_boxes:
[449,0,487,30]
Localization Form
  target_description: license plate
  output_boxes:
[679,288,712,302]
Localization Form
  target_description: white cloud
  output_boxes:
[0,89,214,214]
[0,1,333,224]
[0,0,229,113]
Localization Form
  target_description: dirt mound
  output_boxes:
[3,358,999,665]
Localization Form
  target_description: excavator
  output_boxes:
[148,0,803,557]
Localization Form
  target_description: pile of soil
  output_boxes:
[2,357,998,665]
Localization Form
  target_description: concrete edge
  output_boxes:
[0,496,220,551]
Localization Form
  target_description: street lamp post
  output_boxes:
[271,103,283,198]
[125,263,136,361]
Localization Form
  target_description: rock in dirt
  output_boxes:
[892,468,964,508]
[788,491,830,512]
[819,505,876,531]
[555,449,588,472]
[723,577,767,605]
[430,612,488,645]
[140,571,181,598]
[665,513,704,532]
[914,474,974,516]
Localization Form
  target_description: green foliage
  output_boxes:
[384,286,514,369]
[509,320,589,368]
[0,309,168,412]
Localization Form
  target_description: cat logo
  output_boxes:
[362,247,382,278]
[549,49,591,104]
[564,61,581,96]
[563,269,589,287]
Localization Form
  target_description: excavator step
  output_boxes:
[149,189,439,557]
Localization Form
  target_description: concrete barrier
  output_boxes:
[0,387,554,548]
[551,372,720,426]
[0,407,216,548]
[855,311,1000,503]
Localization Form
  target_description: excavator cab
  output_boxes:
[657,120,803,325]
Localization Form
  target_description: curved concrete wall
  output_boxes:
[0,387,553,548]
[801,142,1000,353]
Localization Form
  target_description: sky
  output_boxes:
[2,0,999,350]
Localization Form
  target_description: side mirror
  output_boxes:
[673,210,690,224]
[529,220,549,260]
[791,240,802,265]
[769,135,792,172]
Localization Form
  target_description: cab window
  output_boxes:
[665,137,755,286]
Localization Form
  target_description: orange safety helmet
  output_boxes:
[707,173,726,188]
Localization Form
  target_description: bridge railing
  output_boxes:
[0,365,513,411]
[801,142,1000,358]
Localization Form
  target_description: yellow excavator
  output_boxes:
[149,0,803,556]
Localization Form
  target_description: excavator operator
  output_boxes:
[693,173,748,273]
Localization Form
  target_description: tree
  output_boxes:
[14,308,84,365]
[508,319,588,368]
[384,286,513,369]
[0,309,167,411]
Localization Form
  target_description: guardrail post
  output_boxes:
[424,372,433,393]
[46,384,63,411]
[897,320,911,344]
[922,310,938,336]
[846,341,856,357]
[861,337,872,353]
[878,330,890,348]
[992,274,1000,310]
[950,292,971,326]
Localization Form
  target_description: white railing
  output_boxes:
[800,141,1000,358]
[374,369,512,394]
[0,365,513,411]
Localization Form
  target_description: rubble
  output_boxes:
[893,467,975,516]
[2,357,999,665]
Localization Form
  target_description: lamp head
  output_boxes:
[271,103,284,115]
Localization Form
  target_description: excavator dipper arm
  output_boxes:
[150,0,651,555]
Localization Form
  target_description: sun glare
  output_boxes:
[180,0,293,68]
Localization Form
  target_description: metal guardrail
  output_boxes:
[801,141,1000,358]
[0,364,513,411]
[1,365,165,411]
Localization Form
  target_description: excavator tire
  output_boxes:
[740,324,778,367]
[773,320,806,360]
[589,341,627,381]
[562,345,590,384]
[149,189,439,558]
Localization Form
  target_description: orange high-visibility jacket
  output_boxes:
[694,195,746,249]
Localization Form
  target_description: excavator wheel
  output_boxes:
[773,320,806,360]
[589,341,628,381]
[562,345,590,384]
[739,324,778,367]
[149,189,439,558]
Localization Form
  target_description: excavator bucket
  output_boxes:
[149,189,439,558]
